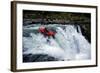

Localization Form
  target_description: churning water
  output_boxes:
[23,24,91,61]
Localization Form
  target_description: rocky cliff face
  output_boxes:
[80,24,91,43]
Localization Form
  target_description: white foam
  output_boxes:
[23,25,91,61]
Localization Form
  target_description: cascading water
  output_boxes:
[23,24,91,61]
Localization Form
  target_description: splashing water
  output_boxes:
[23,24,91,61]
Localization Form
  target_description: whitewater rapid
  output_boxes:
[23,24,91,61]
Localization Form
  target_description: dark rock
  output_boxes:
[80,24,91,43]
[23,54,59,63]
[23,54,33,62]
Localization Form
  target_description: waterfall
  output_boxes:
[23,24,91,61]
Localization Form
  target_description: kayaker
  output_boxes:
[38,26,56,39]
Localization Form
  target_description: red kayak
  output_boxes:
[38,27,56,37]
[46,31,55,36]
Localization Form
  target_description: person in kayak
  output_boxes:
[39,26,56,38]
[38,26,56,43]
